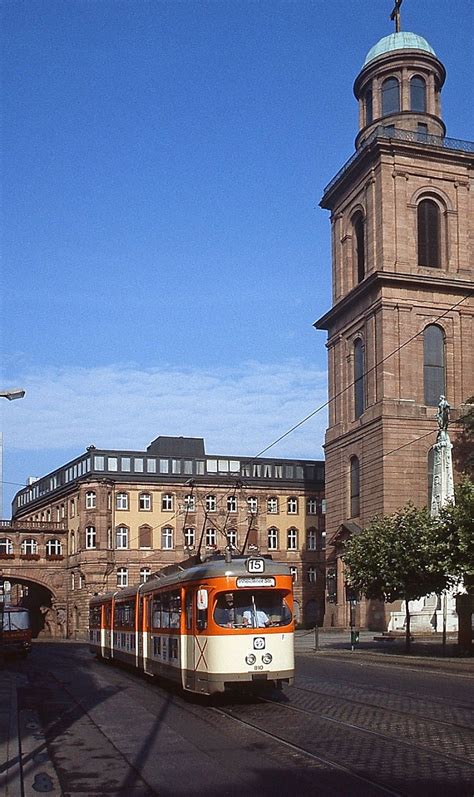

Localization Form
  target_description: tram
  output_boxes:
[89,553,294,695]
[1,606,32,657]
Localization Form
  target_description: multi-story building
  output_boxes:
[315,27,473,628]
[8,436,325,637]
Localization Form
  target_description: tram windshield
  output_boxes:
[214,590,292,628]
[2,610,30,631]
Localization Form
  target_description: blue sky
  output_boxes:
[1,0,472,513]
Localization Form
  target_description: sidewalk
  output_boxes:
[0,669,23,797]
[295,629,474,674]
[0,661,62,797]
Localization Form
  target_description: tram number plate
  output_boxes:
[237,577,275,587]
[247,558,265,574]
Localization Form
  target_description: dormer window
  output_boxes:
[381,76,400,115]
[410,75,426,112]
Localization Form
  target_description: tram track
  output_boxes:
[23,645,474,796]
[285,678,474,732]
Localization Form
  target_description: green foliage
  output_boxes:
[438,477,474,586]
[343,503,452,604]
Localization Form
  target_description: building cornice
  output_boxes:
[314,271,473,331]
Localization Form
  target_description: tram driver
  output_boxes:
[214,592,236,627]
[243,607,271,628]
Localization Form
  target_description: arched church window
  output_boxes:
[354,339,365,419]
[418,198,441,267]
[364,88,373,124]
[410,75,426,112]
[350,457,360,518]
[423,325,445,406]
[381,77,400,115]
[353,212,365,283]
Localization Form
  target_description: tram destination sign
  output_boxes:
[236,577,276,588]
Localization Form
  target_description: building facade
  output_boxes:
[6,436,325,637]
[315,30,473,629]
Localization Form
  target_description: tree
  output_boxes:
[343,504,452,652]
[438,477,474,652]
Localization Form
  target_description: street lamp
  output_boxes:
[0,389,26,401]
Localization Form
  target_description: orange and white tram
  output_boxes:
[89,554,294,695]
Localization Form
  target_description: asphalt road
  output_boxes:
[4,637,474,797]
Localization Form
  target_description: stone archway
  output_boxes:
[1,576,65,638]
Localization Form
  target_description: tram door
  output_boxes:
[137,595,144,668]
[184,589,195,689]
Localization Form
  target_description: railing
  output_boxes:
[323,126,474,195]
[0,519,67,531]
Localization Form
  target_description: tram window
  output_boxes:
[114,600,135,629]
[213,591,292,629]
[150,591,181,629]
[3,610,30,631]
[185,590,193,630]
[89,606,101,628]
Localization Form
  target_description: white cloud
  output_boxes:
[4,360,328,461]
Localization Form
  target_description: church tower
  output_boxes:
[315,23,473,629]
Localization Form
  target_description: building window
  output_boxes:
[350,457,360,518]
[117,568,128,587]
[353,212,365,283]
[308,567,317,583]
[85,526,96,549]
[162,526,174,550]
[417,122,428,141]
[381,76,400,115]
[85,490,96,509]
[70,531,76,554]
[287,497,298,514]
[307,497,318,515]
[139,492,152,511]
[184,494,196,512]
[290,566,298,582]
[139,525,152,549]
[115,526,129,549]
[354,338,365,419]
[418,198,441,267]
[21,538,37,555]
[0,538,13,555]
[307,529,317,550]
[205,527,217,547]
[70,498,75,518]
[287,527,298,550]
[410,75,426,112]
[205,495,217,512]
[227,528,238,549]
[116,492,129,511]
[46,539,62,556]
[267,497,279,514]
[162,493,173,511]
[267,527,279,551]
[364,87,373,124]
[424,325,445,406]
[140,568,151,583]
[247,497,258,514]
[184,527,195,548]
[226,496,237,513]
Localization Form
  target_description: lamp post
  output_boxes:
[0,389,26,401]
[1,388,25,651]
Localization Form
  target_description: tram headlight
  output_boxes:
[262,653,272,665]
[245,654,256,665]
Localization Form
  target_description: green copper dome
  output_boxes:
[364,32,436,66]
